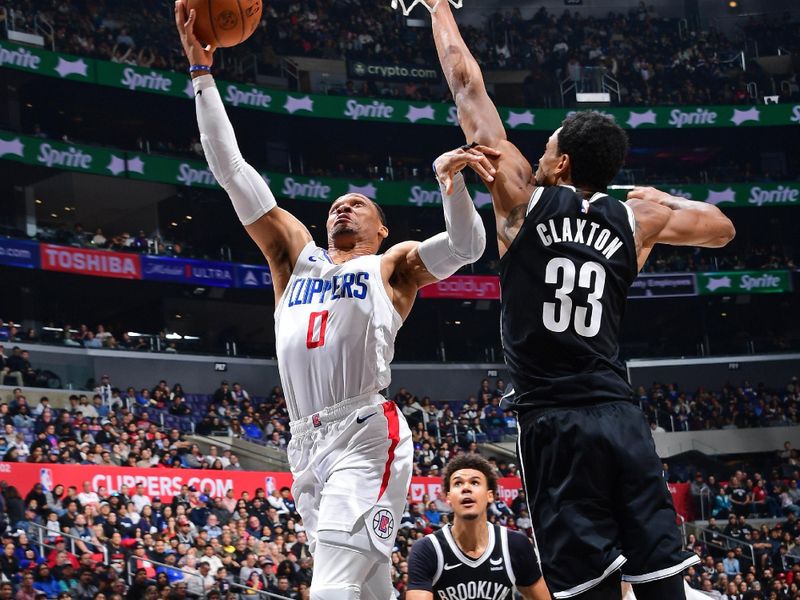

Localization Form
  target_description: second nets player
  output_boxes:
[406,454,550,600]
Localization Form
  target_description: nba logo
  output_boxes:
[39,468,53,492]
[312,414,321,428]
[265,476,275,494]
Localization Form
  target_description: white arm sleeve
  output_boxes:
[417,172,486,280]
[193,74,276,226]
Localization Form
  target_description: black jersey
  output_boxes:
[407,523,541,600]
[500,185,637,410]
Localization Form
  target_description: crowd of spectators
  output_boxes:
[0,321,184,355]
[1,368,800,596]
[674,447,800,599]
[639,245,798,275]
[637,378,800,433]
[1,0,797,106]
[0,373,534,599]
[33,223,193,263]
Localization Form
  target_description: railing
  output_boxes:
[281,58,300,91]
[125,557,294,600]
[28,521,109,565]
[227,581,293,599]
[677,513,687,545]
[699,527,756,567]
[34,11,53,50]
[559,67,620,106]
[698,488,713,521]
[126,556,206,596]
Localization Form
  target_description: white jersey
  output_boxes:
[275,242,403,421]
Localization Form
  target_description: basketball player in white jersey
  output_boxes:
[176,3,495,598]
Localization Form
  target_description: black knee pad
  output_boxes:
[573,571,622,600]
[631,573,685,600]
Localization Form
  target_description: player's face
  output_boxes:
[447,469,494,521]
[535,128,569,187]
[326,194,388,248]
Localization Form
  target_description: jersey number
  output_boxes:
[306,311,329,349]
[542,258,606,337]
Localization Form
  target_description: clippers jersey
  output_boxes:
[500,185,637,410]
[407,523,542,600]
[275,242,402,421]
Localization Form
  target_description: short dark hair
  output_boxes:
[370,200,387,227]
[557,111,628,191]
[443,454,497,495]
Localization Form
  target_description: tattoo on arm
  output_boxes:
[501,203,528,245]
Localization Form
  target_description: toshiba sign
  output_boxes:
[419,275,501,300]
[40,244,141,280]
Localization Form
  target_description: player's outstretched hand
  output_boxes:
[174,0,215,68]
[434,144,501,195]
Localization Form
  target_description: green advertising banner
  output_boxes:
[0,131,118,177]
[0,42,93,81]
[2,130,800,209]
[697,270,793,295]
[2,41,800,130]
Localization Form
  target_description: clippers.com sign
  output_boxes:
[0,463,694,519]
[0,463,517,505]
[40,244,142,280]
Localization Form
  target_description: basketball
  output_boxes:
[186,0,262,48]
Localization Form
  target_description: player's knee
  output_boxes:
[310,584,360,600]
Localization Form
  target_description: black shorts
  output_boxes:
[516,401,699,598]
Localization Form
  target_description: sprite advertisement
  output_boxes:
[2,41,800,130]
[2,130,800,210]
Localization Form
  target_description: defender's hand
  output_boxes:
[435,144,501,195]
[174,0,215,68]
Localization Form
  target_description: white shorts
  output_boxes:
[288,393,413,559]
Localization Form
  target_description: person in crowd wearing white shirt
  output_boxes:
[77,482,99,508]
[131,483,152,513]
[94,374,113,406]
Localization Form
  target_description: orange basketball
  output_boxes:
[187,0,263,48]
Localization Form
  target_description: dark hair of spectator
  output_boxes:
[557,111,629,192]
[443,453,497,495]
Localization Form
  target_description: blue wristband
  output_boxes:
[189,65,211,73]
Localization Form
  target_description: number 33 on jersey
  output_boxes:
[500,186,638,408]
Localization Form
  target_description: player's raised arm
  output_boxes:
[384,145,496,319]
[626,186,736,270]
[425,0,535,249]
[175,0,311,299]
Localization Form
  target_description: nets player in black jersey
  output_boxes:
[422,2,736,599]
[406,454,550,600]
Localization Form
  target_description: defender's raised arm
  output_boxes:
[425,0,535,253]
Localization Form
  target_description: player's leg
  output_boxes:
[287,433,323,553]
[516,406,626,599]
[360,555,393,600]
[612,402,699,600]
[310,524,378,600]
[312,400,413,598]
